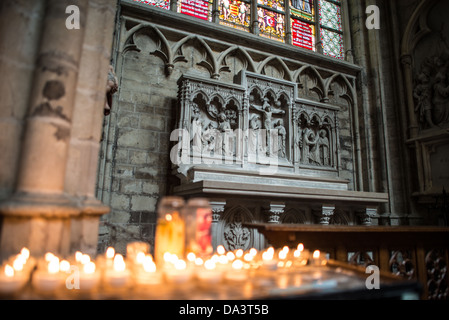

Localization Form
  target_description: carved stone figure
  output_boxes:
[319,129,330,166]
[414,72,435,127]
[250,97,285,130]
[274,119,287,158]
[105,65,118,116]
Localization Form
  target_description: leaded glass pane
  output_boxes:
[290,0,314,21]
[291,18,315,51]
[177,0,213,21]
[258,8,285,42]
[219,0,251,31]
[132,0,170,10]
[320,28,344,59]
[318,0,342,31]
[258,0,285,12]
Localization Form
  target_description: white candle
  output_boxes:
[0,264,25,295]
[196,259,221,285]
[311,250,326,266]
[105,254,130,288]
[165,259,192,284]
[79,261,100,291]
[261,248,277,270]
[224,259,247,282]
[32,255,63,292]
[135,255,162,286]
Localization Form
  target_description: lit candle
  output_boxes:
[105,254,130,288]
[0,264,26,295]
[224,259,247,282]
[79,261,100,291]
[164,259,192,284]
[135,255,162,286]
[311,250,326,266]
[32,254,63,293]
[196,259,221,285]
[261,247,277,270]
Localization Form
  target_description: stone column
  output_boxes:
[66,0,116,256]
[0,0,46,202]
[0,0,92,258]
[209,199,226,250]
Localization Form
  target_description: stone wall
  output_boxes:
[96,1,376,253]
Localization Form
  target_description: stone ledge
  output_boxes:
[174,179,389,207]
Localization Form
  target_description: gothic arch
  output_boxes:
[173,35,220,79]
[257,56,293,81]
[401,0,439,57]
[217,46,257,74]
[122,23,177,75]
[325,73,355,105]
[281,208,306,224]
[294,65,326,101]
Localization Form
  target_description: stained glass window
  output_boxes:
[319,0,342,31]
[258,0,285,12]
[290,0,314,21]
[320,28,343,59]
[291,19,315,50]
[318,0,344,59]
[219,0,251,32]
[177,0,213,21]
[257,0,285,42]
[132,0,170,10]
[258,8,285,42]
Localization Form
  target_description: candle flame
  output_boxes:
[231,259,243,270]
[194,257,204,266]
[81,254,91,265]
[75,251,83,263]
[297,243,304,252]
[84,261,96,274]
[20,247,30,260]
[174,259,186,271]
[243,253,253,262]
[13,255,25,271]
[143,256,156,273]
[278,250,288,260]
[235,249,243,258]
[313,250,320,259]
[45,252,56,262]
[217,245,225,255]
[136,252,145,265]
[226,251,235,261]
[113,254,126,272]
[4,264,14,278]
[59,260,71,272]
[48,257,60,274]
[249,248,257,256]
[165,213,172,221]
[106,247,115,259]
[186,252,196,262]
[204,259,216,271]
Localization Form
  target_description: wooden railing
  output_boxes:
[245,223,449,300]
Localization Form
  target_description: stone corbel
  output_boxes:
[264,202,285,224]
[315,204,335,225]
[356,206,378,226]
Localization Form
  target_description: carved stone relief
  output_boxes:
[175,71,340,176]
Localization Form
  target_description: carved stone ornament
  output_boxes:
[413,53,449,129]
